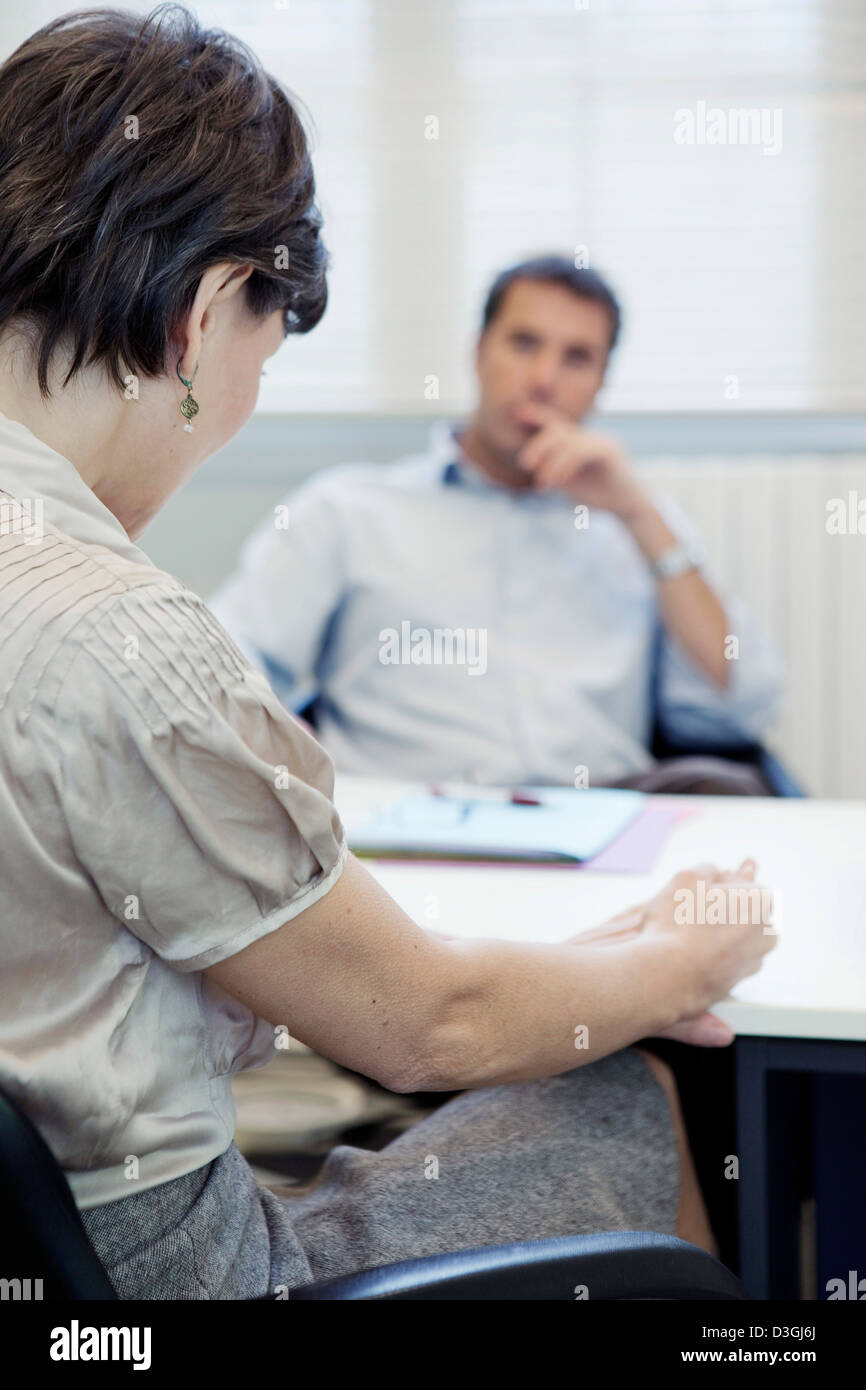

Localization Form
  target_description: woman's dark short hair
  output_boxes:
[0,3,328,396]
[481,256,622,352]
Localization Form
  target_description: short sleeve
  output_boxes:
[50,585,349,972]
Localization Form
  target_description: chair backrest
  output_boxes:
[0,1089,117,1300]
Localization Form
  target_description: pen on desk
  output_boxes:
[429,782,542,805]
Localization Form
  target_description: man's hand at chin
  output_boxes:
[514,401,652,521]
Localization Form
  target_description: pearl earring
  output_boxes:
[176,359,200,433]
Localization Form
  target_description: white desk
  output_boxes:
[334,776,866,1042]
[334,775,866,1297]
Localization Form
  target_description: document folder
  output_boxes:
[348,787,646,863]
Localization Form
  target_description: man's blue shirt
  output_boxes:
[209,422,784,785]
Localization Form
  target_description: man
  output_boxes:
[210,256,784,794]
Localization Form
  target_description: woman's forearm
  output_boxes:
[207,853,764,1097]
[407,932,683,1091]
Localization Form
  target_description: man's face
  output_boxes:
[473,278,612,461]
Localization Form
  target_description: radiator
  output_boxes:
[639,457,866,799]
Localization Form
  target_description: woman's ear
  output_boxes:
[209,262,255,305]
[177,262,255,378]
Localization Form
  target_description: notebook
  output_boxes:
[347,787,646,864]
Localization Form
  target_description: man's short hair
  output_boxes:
[0,3,328,398]
[480,256,622,352]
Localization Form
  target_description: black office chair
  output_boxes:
[649,720,804,797]
[645,621,804,798]
[0,1089,748,1300]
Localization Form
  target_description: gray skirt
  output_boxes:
[78,1047,680,1299]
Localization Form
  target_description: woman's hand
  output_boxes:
[570,858,775,1047]
[651,1011,735,1046]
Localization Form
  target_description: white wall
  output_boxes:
[3,1,866,413]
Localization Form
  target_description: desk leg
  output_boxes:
[736,1039,805,1299]
[813,1074,866,1299]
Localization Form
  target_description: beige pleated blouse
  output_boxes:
[0,411,348,1209]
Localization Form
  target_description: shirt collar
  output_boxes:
[426,420,484,488]
[0,408,149,564]
[429,419,546,500]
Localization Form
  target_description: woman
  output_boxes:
[0,5,774,1299]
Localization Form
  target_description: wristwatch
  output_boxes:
[649,538,706,581]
